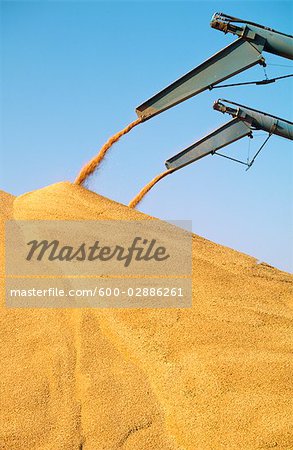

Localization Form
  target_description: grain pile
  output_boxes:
[1,182,293,450]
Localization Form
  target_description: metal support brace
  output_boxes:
[246,120,278,169]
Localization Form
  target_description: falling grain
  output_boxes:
[74,118,142,185]
[128,168,175,209]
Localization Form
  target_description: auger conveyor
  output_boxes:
[136,13,293,121]
[165,99,293,171]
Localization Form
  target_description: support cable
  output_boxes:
[210,73,292,89]
[213,122,278,169]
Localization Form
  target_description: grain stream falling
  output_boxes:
[128,168,175,209]
[74,118,142,185]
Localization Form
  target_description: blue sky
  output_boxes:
[1,1,292,271]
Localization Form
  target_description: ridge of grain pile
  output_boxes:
[1,181,293,449]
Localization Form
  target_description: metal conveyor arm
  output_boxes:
[165,100,293,171]
[136,38,265,121]
[136,12,292,121]
[165,118,252,170]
